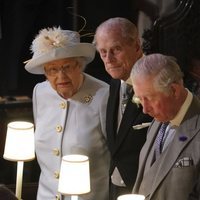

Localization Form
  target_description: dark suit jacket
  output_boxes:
[106,79,152,190]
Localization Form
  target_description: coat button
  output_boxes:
[54,171,59,179]
[56,125,62,133]
[59,102,67,109]
[52,148,60,156]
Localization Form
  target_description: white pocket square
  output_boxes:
[175,157,193,168]
[132,122,151,130]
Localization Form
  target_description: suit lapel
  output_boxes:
[133,120,160,193]
[106,79,120,153]
[114,95,143,151]
[140,121,160,168]
[107,79,146,154]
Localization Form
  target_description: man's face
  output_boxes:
[96,29,140,81]
[44,58,83,99]
[132,76,178,122]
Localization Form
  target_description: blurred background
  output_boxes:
[0,0,186,96]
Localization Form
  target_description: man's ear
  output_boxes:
[135,38,141,52]
[170,83,180,98]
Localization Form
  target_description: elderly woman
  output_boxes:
[25,27,110,200]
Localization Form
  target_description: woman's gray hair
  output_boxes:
[93,17,138,46]
[76,57,88,71]
[131,53,184,93]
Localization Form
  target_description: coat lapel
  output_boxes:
[133,120,160,193]
[106,79,120,154]
[107,79,146,155]
[114,95,143,151]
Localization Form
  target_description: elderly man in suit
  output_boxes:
[25,27,110,200]
[131,53,200,200]
[93,17,152,199]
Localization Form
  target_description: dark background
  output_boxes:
[0,0,140,97]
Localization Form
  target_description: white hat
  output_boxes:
[25,27,95,74]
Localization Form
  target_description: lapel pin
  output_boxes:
[179,135,188,142]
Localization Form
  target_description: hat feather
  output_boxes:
[31,27,79,56]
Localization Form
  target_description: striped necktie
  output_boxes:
[155,122,169,159]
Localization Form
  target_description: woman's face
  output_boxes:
[44,58,83,99]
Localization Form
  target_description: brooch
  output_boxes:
[83,95,93,103]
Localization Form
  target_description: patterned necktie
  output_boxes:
[155,122,169,159]
[121,82,132,114]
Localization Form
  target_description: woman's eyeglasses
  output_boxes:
[44,63,77,77]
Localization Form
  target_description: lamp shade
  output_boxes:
[117,194,145,200]
[3,121,35,161]
[58,154,90,195]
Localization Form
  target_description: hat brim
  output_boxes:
[25,43,95,74]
